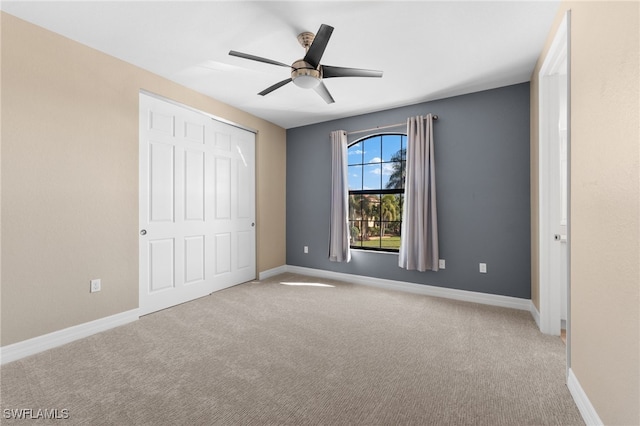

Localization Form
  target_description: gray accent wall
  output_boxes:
[286,83,531,299]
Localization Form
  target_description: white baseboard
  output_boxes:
[285,265,532,311]
[567,368,604,426]
[258,265,288,280]
[530,301,541,329]
[0,309,139,365]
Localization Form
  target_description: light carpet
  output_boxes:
[0,272,583,425]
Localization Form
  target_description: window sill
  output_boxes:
[350,248,399,256]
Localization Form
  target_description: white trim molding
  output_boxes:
[285,265,532,311]
[0,309,139,365]
[567,368,604,426]
[530,301,541,330]
[258,265,288,281]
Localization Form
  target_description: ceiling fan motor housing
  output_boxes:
[291,59,321,88]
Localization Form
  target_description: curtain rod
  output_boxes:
[346,114,438,136]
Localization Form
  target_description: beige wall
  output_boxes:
[531,2,639,424]
[1,13,286,346]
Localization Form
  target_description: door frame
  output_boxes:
[139,90,258,135]
[538,11,571,352]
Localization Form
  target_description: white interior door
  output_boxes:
[539,13,569,337]
[546,72,568,329]
[209,119,257,289]
[557,75,568,325]
[139,93,255,316]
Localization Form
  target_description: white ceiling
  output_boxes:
[1,1,559,129]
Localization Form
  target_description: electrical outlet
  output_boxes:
[438,259,446,269]
[304,246,309,254]
[90,279,101,293]
[479,263,487,274]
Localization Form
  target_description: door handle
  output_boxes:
[553,234,567,242]
[140,229,147,236]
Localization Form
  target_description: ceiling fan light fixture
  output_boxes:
[292,74,320,89]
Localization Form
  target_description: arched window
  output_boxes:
[348,134,405,251]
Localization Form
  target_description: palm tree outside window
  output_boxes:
[347,134,405,251]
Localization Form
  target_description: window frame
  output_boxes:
[347,133,406,253]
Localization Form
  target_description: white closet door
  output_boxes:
[139,94,255,316]
[210,120,256,289]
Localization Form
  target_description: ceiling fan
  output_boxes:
[229,24,383,104]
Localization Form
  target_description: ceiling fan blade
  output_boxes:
[259,78,293,96]
[303,24,334,68]
[229,50,290,68]
[321,65,383,79]
[313,81,335,104]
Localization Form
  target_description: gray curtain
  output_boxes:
[399,115,439,271]
[328,130,351,262]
